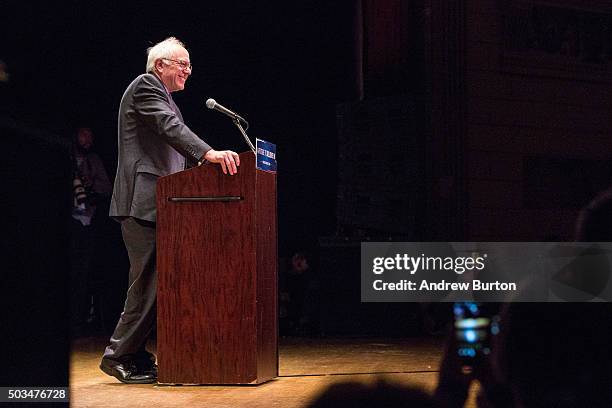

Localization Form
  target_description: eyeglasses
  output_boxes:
[162,58,193,71]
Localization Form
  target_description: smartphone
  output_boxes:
[453,302,499,369]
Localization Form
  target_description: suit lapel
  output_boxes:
[168,95,184,122]
[149,73,183,122]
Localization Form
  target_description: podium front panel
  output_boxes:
[156,152,276,384]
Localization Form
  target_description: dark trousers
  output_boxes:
[102,217,156,364]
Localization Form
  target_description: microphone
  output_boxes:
[205,98,247,124]
[206,98,256,153]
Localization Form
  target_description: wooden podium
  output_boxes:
[156,151,277,384]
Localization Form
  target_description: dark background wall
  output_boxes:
[424,0,612,241]
[464,0,612,240]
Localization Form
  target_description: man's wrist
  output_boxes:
[198,149,213,166]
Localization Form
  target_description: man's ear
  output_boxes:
[155,59,164,73]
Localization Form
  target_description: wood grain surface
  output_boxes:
[156,152,277,384]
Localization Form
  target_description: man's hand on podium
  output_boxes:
[203,149,240,175]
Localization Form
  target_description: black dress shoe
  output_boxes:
[100,360,157,384]
[146,363,158,376]
[135,352,158,376]
[136,361,158,376]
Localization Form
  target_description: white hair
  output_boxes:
[145,37,187,73]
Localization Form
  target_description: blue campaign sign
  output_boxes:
[256,138,277,173]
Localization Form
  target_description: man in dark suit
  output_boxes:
[100,37,239,383]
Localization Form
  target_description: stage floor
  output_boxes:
[70,336,477,407]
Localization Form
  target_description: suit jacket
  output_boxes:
[109,73,211,222]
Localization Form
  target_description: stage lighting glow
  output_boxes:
[458,347,476,357]
[465,329,477,343]
[454,317,489,329]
